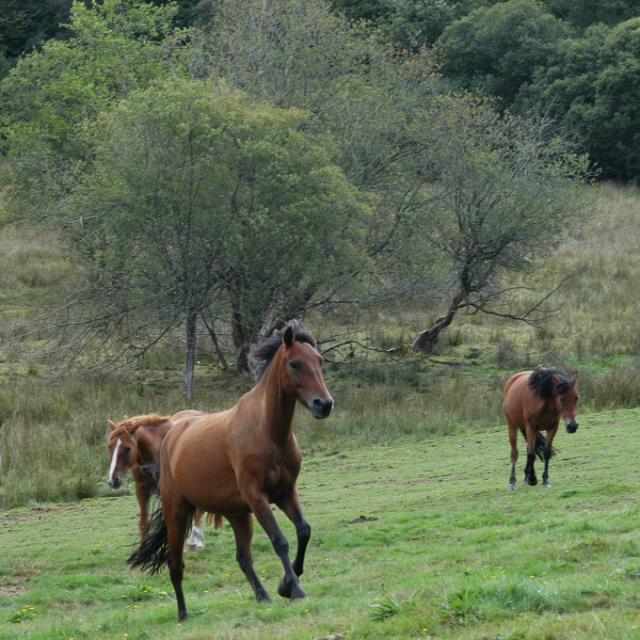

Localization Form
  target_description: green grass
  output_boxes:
[1,407,639,639]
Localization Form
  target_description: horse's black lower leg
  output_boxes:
[251,497,305,600]
[169,558,188,621]
[509,463,517,491]
[291,518,311,577]
[524,453,537,485]
[542,449,552,487]
[278,517,311,598]
[229,514,270,602]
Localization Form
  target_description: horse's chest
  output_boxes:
[265,463,297,500]
[534,405,560,429]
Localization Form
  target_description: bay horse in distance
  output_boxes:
[503,366,579,490]
[107,410,209,548]
[128,322,333,620]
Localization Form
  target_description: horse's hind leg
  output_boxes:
[228,513,270,602]
[163,495,194,620]
[186,508,205,551]
[542,426,558,488]
[508,423,518,491]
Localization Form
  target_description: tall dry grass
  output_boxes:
[0,183,639,507]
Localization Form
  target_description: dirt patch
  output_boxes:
[0,585,26,598]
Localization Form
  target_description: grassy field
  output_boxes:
[1,406,639,640]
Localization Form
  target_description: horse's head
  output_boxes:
[553,371,579,433]
[107,420,137,488]
[280,323,334,419]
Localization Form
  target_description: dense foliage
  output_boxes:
[2,0,638,177]
[0,0,590,389]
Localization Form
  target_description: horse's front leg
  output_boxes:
[247,491,306,600]
[524,425,538,486]
[542,425,558,488]
[135,484,151,540]
[276,488,311,597]
[508,423,518,491]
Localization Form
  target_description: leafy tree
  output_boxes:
[190,0,444,304]
[59,80,369,386]
[522,18,640,179]
[543,0,639,29]
[330,0,390,22]
[411,98,590,352]
[437,0,568,106]
[1,0,182,218]
[382,0,493,48]
[0,0,72,75]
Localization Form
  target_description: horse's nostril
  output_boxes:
[313,398,323,406]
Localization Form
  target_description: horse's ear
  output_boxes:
[283,324,294,348]
[571,371,579,384]
[107,419,118,431]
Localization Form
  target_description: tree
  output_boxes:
[411,98,590,353]
[0,0,182,219]
[437,0,567,106]
[189,0,444,308]
[0,0,72,77]
[521,18,640,180]
[542,0,639,29]
[60,79,369,387]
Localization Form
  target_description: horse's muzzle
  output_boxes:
[566,422,578,434]
[310,397,334,419]
[109,477,122,489]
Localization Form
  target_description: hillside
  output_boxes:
[1,407,638,639]
[0,183,639,507]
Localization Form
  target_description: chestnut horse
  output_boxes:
[107,410,208,548]
[128,322,333,620]
[503,366,579,490]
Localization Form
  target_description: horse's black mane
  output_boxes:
[252,321,317,380]
[528,366,573,399]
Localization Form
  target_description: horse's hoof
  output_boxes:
[256,592,272,603]
[178,611,188,621]
[525,478,537,486]
[278,578,306,600]
[543,482,552,489]
[186,543,205,552]
[278,579,293,598]
[290,587,307,600]
[509,483,516,492]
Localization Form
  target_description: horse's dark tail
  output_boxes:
[520,428,557,461]
[534,432,557,461]
[127,503,169,575]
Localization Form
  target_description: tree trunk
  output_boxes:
[201,312,228,371]
[231,312,255,376]
[412,290,465,354]
[185,310,197,398]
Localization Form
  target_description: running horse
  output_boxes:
[107,410,209,549]
[503,366,579,490]
[128,322,334,620]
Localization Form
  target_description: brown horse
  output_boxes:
[503,366,579,490]
[107,410,208,547]
[128,322,333,620]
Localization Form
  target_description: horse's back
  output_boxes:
[503,370,532,427]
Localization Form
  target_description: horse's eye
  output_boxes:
[289,361,302,370]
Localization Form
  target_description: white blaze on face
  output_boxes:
[108,438,121,485]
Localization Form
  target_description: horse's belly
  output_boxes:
[170,435,243,512]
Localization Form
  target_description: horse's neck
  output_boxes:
[252,356,296,446]
[134,428,162,465]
